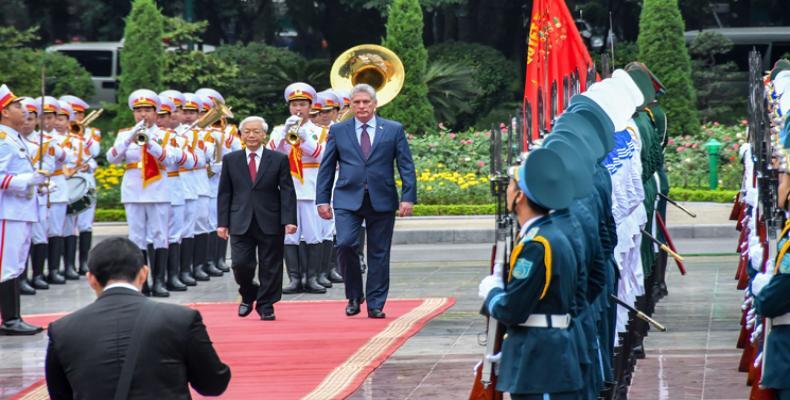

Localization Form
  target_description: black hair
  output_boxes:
[87,237,145,286]
[526,195,551,215]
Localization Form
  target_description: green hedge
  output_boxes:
[668,187,737,203]
[95,209,127,222]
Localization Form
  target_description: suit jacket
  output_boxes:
[316,117,417,212]
[217,148,297,236]
[45,288,231,400]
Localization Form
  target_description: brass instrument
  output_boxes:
[285,117,305,146]
[131,120,148,145]
[68,108,104,136]
[189,99,233,132]
[330,44,405,110]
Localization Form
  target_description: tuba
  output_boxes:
[330,44,405,120]
[69,108,104,136]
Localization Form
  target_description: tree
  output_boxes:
[380,0,435,134]
[637,0,700,137]
[114,0,165,128]
[689,31,743,124]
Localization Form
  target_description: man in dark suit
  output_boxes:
[316,84,417,319]
[217,116,297,321]
[45,237,230,399]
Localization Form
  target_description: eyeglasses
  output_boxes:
[242,129,265,135]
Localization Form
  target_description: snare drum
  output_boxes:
[66,174,97,215]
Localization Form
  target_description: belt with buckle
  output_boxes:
[774,312,790,326]
[517,314,571,329]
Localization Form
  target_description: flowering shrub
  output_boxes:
[665,121,745,190]
[94,164,123,209]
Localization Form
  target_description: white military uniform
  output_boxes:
[48,130,76,238]
[106,124,175,250]
[178,125,206,241]
[21,131,67,245]
[61,132,99,236]
[268,120,324,245]
[162,128,196,244]
[77,126,101,232]
[193,127,214,235]
[0,124,40,282]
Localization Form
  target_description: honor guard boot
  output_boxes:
[192,234,211,281]
[179,238,197,286]
[316,241,333,288]
[166,243,187,291]
[282,245,302,294]
[205,232,223,277]
[304,243,327,294]
[216,237,230,272]
[19,261,35,295]
[63,235,80,280]
[0,279,42,335]
[151,248,170,297]
[47,237,66,284]
[78,231,92,275]
[141,250,151,296]
[31,244,49,290]
[298,242,309,288]
[327,239,343,283]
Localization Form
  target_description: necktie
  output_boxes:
[360,124,371,160]
[249,152,257,182]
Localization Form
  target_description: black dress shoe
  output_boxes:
[0,319,43,335]
[345,299,361,316]
[238,302,253,317]
[31,276,49,290]
[367,309,386,319]
[48,272,66,285]
[20,280,36,295]
[260,312,276,321]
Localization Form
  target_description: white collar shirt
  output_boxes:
[245,146,263,170]
[103,282,140,292]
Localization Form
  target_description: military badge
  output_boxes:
[512,258,533,279]
[780,255,790,274]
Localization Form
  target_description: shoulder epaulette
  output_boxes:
[509,235,553,300]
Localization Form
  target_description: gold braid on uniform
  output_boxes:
[508,236,553,300]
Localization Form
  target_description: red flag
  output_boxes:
[141,145,162,188]
[288,145,304,184]
[523,0,596,148]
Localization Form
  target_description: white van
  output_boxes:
[47,41,215,106]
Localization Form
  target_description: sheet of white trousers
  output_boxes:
[0,220,32,282]
[285,200,322,245]
[194,196,211,235]
[47,203,68,237]
[182,198,197,239]
[32,203,48,244]
[124,203,170,250]
[77,203,95,232]
[168,204,186,244]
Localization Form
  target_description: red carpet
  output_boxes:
[14,297,455,400]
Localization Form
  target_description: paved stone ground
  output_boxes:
[0,240,749,400]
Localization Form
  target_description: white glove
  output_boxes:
[744,188,758,207]
[38,181,58,195]
[22,171,48,188]
[751,272,773,296]
[751,321,763,343]
[478,274,504,299]
[485,352,502,364]
[749,240,764,271]
[285,115,301,128]
[754,351,763,368]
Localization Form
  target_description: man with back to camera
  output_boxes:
[45,237,231,399]
[316,83,417,319]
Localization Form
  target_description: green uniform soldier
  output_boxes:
[478,148,583,400]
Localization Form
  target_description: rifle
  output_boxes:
[657,192,697,218]
[654,213,687,275]
[469,118,519,400]
[640,229,684,263]
[610,295,667,332]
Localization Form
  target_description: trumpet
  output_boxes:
[131,120,148,145]
[68,108,104,136]
[285,113,307,146]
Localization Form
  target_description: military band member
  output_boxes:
[156,95,193,291]
[178,93,207,284]
[268,82,327,294]
[59,95,100,276]
[59,98,99,282]
[192,94,223,280]
[19,98,65,294]
[196,88,241,275]
[313,90,344,286]
[478,149,582,400]
[0,84,46,335]
[106,89,175,297]
[49,100,79,281]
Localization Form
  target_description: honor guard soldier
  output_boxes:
[177,93,208,284]
[49,100,79,281]
[156,95,194,292]
[333,89,351,122]
[312,90,344,286]
[191,93,223,280]
[19,98,67,294]
[58,98,100,281]
[0,84,47,335]
[268,82,327,294]
[478,149,583,400]
[195,88,241,275]
[33,96,67,284]
[59,95,100,275]
[106,89,176,297]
